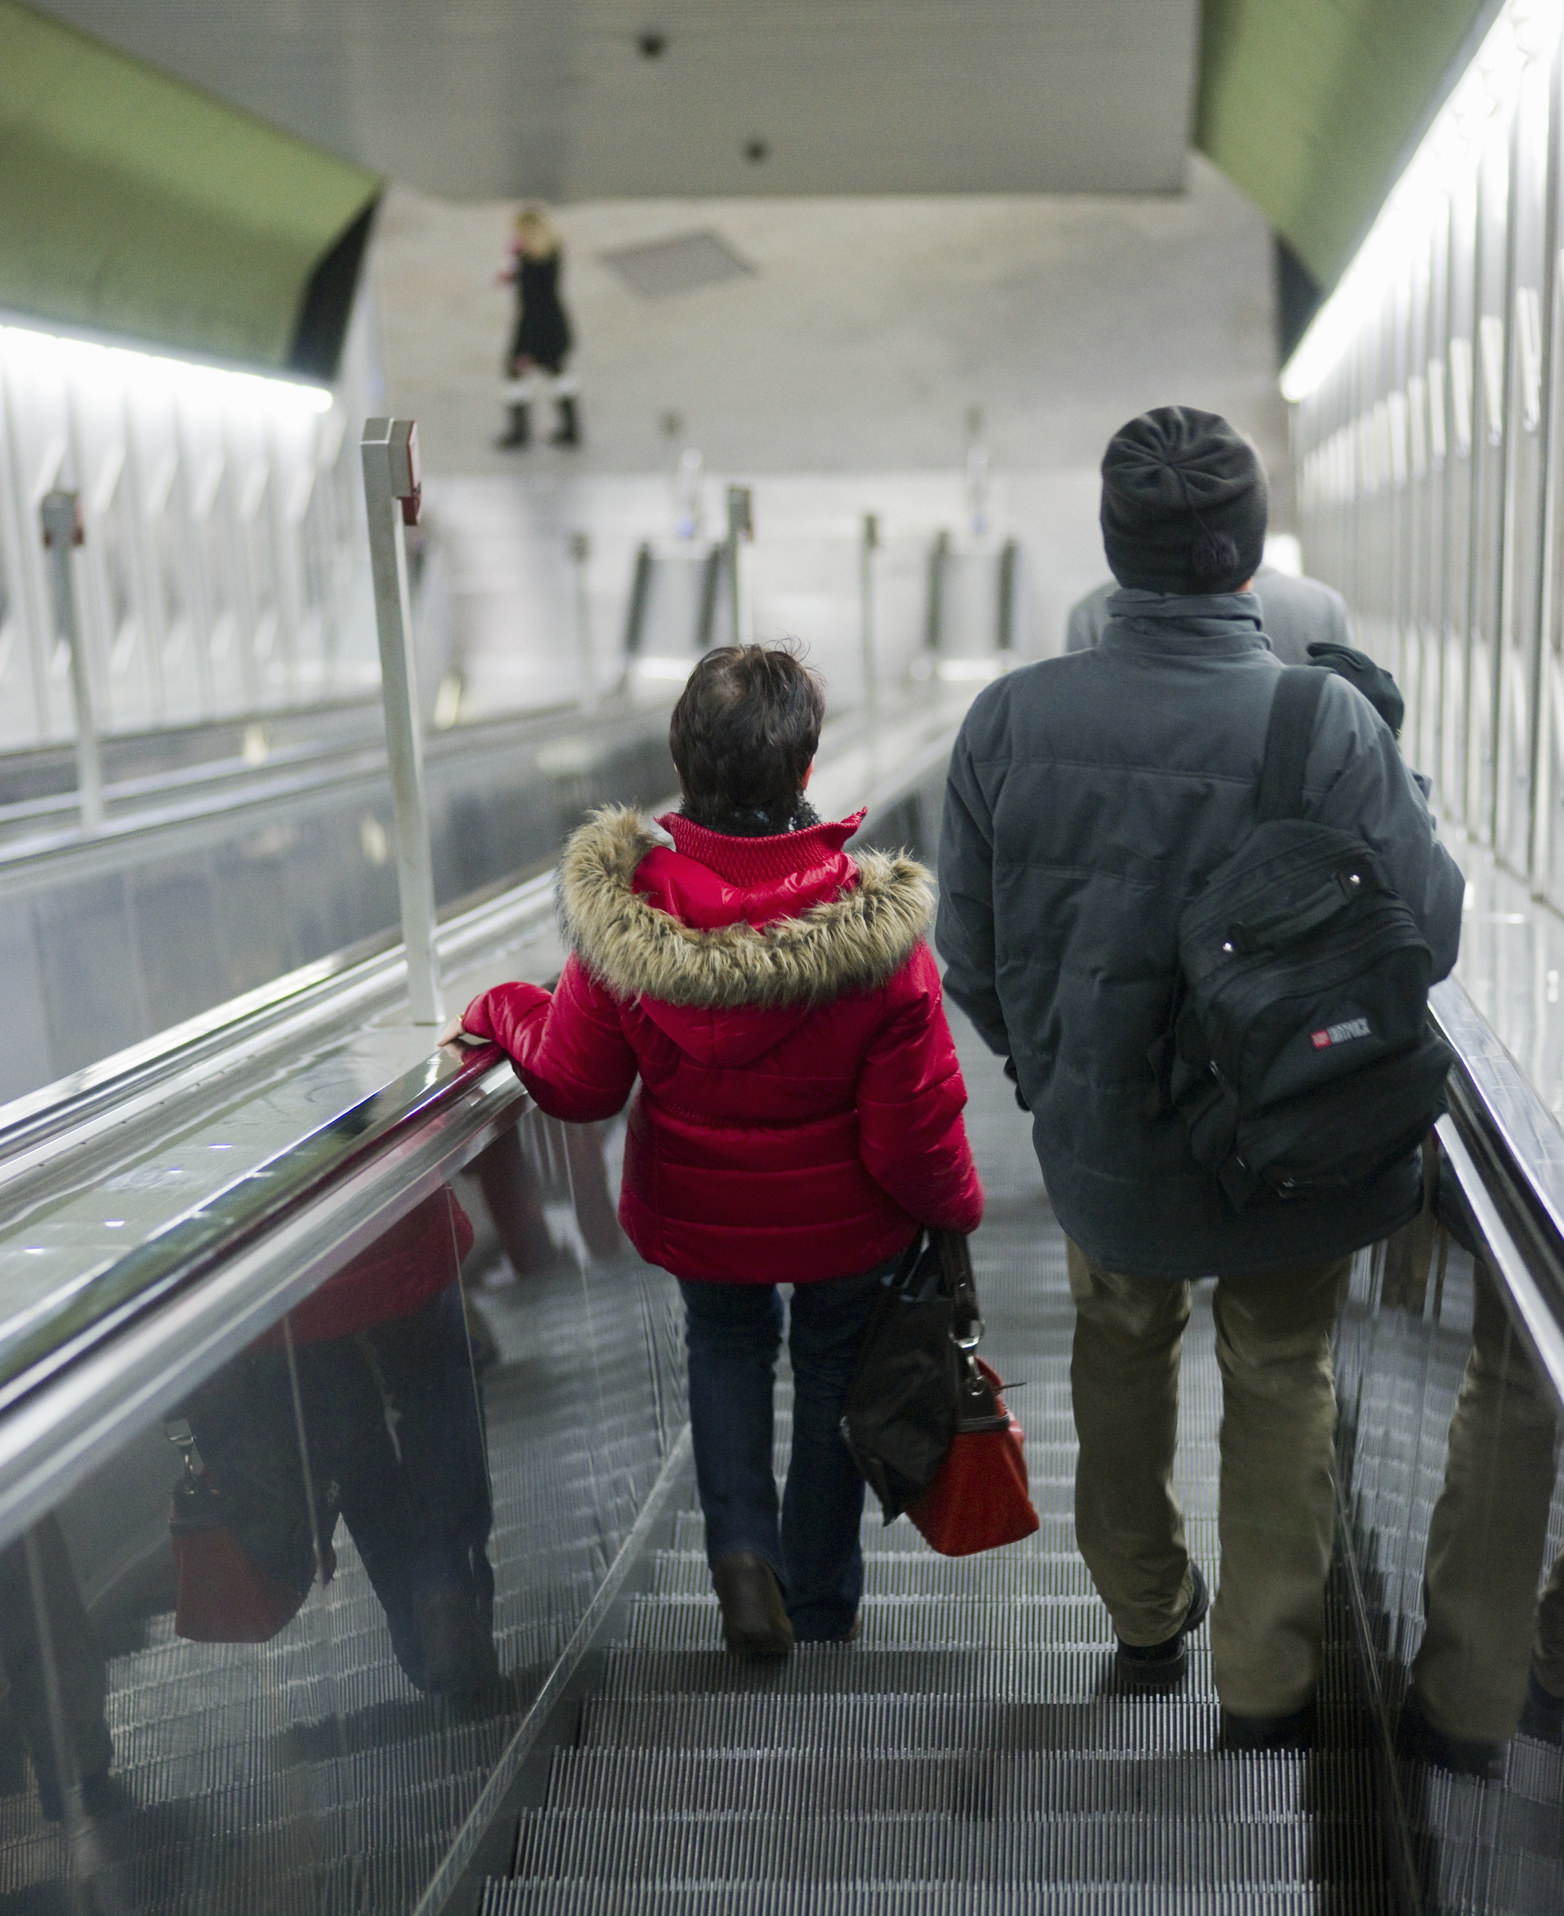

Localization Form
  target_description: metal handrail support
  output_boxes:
[725,484,752,647]
[39,491,103,834]
[860,512,881,755]
[361,417,443,1026]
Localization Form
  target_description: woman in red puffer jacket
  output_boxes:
[448,644,982,1655]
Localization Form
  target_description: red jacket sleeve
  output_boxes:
[856,943,984,1234]
[464,955,638,1123]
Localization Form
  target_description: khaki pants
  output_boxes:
[1536,1546,1564,1701]
[1412,1268,1561,1743]
[1067,1239,1350,1717]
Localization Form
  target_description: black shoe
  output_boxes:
[1116,1562,1208,1684]
[550,396,581,446]
[1397,1691,1506,1780]
[712,1552,793,1657]
[1520,1672,1564,1745]
[495,403,530,449]
[415,1587,501,1695]
[1222,1701,1316,1752]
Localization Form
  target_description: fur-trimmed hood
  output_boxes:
[558,806,934,1014]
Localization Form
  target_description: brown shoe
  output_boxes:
[711,1553,794,1657]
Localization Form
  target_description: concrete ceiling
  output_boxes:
[28,1,1201,202]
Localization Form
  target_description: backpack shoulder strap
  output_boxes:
[1255,667,1330,823]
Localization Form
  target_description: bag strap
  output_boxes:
[1255,668,1330,824]
[934,1231,983,1348]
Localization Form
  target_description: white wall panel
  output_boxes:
[0,301,377,753]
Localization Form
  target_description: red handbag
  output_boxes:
[166,1422,333,1644]
[171,1519,312,1644]
[907,1354,1040,1556]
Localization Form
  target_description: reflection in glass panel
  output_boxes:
[193,454,247,718]
[0,1107,684,1912]
[238,463,283,707]
[1441,183,1479,826]
[1493,54,1552,879]
[0,529,38,750]
[145,452,206,725]
[1465,116,1513,842]
[93,448,155,734]
[288,465,330,702]
[1337,1150,1564,1913]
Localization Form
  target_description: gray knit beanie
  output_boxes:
[1100,406,1268,595]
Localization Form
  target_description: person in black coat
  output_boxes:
[497,206,580,450]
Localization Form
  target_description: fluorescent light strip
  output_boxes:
[1281,0,1564,404]
[0,318,333,415]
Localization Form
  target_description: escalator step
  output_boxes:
[597,1654,1364,1716]
[561,1735,1372,1806]
[507,1807,1382,1884]
[543,1744,1372,1814]
[668,1511,1224,1555]
[651,1550,1105,1598]
[480,1882,1396,1915]
[624,1596,1351,1662]
[576,1696,1370,1767]
[629,1595,1120,1649]
[593,1645,1361,1705]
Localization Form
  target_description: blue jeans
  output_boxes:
[679,1263,890,1641]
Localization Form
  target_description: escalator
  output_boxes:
[0,691,678,1104]
[0,710,1560,1915]
[481,1037,1388,1913]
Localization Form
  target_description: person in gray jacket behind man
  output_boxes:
[937,406,1463,1750]
[1066,556,1350,662]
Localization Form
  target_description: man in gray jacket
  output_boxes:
[937,406,1463,1749]
[1066,562,1352,663]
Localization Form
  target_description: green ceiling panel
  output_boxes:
[0,0,380,375]
[1196,0,1494,288]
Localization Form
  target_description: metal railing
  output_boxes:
[1430,975,1564,1400]
[0,697,963,1551]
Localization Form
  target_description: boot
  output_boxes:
[495,403,530,450]
[711,1553,793,1657]
[550,395,581,447]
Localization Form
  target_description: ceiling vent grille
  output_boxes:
[600,231,753,298]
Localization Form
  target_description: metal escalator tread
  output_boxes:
[507,1808,1377,1882]
[480,1889,1392,1914]
[480,1018,1389,1912]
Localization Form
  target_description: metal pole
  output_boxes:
[860,512,881,740]
[569,530,598,710]
[360,418,444,1027]
[726,485,752,646]
[39,490,103,833]
[965,403,990,539]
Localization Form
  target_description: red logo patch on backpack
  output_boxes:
[1311,1017,1372,1050]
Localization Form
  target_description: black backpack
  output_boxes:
[1155,668,1453,1212]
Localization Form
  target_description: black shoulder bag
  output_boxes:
[842,1231,1039,1555]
